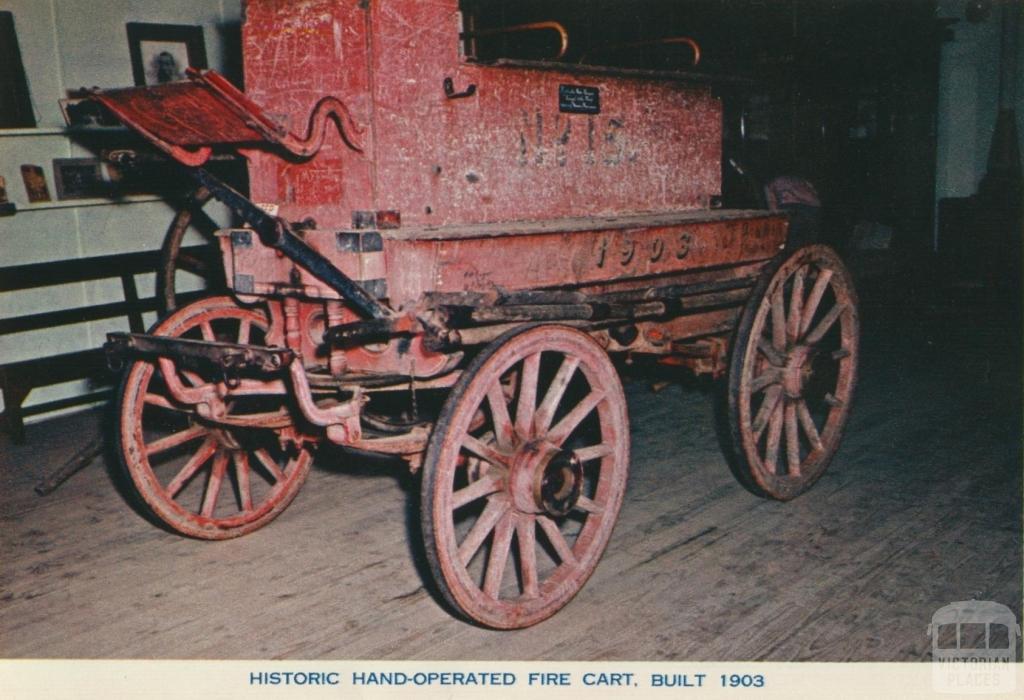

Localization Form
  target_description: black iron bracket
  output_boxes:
[187,167,392,320]
[443,76,477,99]
[105,331,294,374]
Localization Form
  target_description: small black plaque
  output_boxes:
[559,84,600,115]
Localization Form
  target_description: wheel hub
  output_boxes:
[508,441,583,517]
[210,426,241,450]
[783,345,815,398]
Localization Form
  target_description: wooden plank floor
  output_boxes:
[2,303,1020,660]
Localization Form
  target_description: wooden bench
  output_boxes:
[0,247,205,443]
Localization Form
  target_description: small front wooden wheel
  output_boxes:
[727,245,859,500]
[422,325,630,628]
[117,296,312,539]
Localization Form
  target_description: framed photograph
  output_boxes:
[52,158,107,200]
[126,22,208,87]
[20,164,51,202]
[59,95,121,129]
[0,175,14,215]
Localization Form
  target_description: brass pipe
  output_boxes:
[461,21,570,60]
[581,36,701,67]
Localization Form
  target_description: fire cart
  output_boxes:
[95,0,859,629]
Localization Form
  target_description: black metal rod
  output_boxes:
[456,300,666,324]
[595,276,755,304]
[188,168,391,320]
[106,331,293,372]
[273,231,391,319]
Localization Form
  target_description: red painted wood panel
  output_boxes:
[243,0,375,228]
[242,0,722,230]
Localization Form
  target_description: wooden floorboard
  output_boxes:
[1,304,1020,661]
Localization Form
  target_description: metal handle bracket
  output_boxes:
[443,77,477,99]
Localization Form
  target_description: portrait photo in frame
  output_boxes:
[52,158,107,200]
[126,22,208,87]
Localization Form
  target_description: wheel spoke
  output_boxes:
[771,288,787,351]
[805,303,847,345]
[799,268,834,336]
[452,473,502,510]
[514,353,541,439]
[458,497,507,566]
[253,448,286,483]
[200,451,228,517]
[763,398,784,474]
[756,338,787,367]
[462,434,510,468]
[574,495,603,514]
[144,392,177,410]
[534,356,580,434]
[515,515,540,598]
[824,392,844,408]
[787,266,806,344]
[483,511,515,598]
[200,321,215,341]
[751,385,783,441]
[537,515,578,566]
[176,251,207,274]
[165,436,217,497]
[547,390,605,446]
[784,401,801,476]
[145,424,207,456]
[233,452,253,512]
[573,443,612,462]
[237,319,251,345]
[750,367,782,394]
[485,382,515,451]
[796,399,824,452]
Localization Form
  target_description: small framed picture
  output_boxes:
[20,164,51,203]
[53,158,107,200]
[126,22,207,87]
[59,95,121,128]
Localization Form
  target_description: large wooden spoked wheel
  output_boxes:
[117,296,312,539]
[728,244,859,500]
[422,325,630,629]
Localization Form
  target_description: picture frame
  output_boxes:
[52,158,107,200]
[20,164,51,203]
[126,22,208,87]
[59,95,121,129]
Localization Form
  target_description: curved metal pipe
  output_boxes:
[581,36,701,67]
[462,21,570,60]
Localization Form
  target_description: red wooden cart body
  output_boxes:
[241,0,722,230]
[95,0,786,318]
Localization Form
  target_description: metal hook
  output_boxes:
[443,77,477,100]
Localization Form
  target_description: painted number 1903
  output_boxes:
[595,232,694,269]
